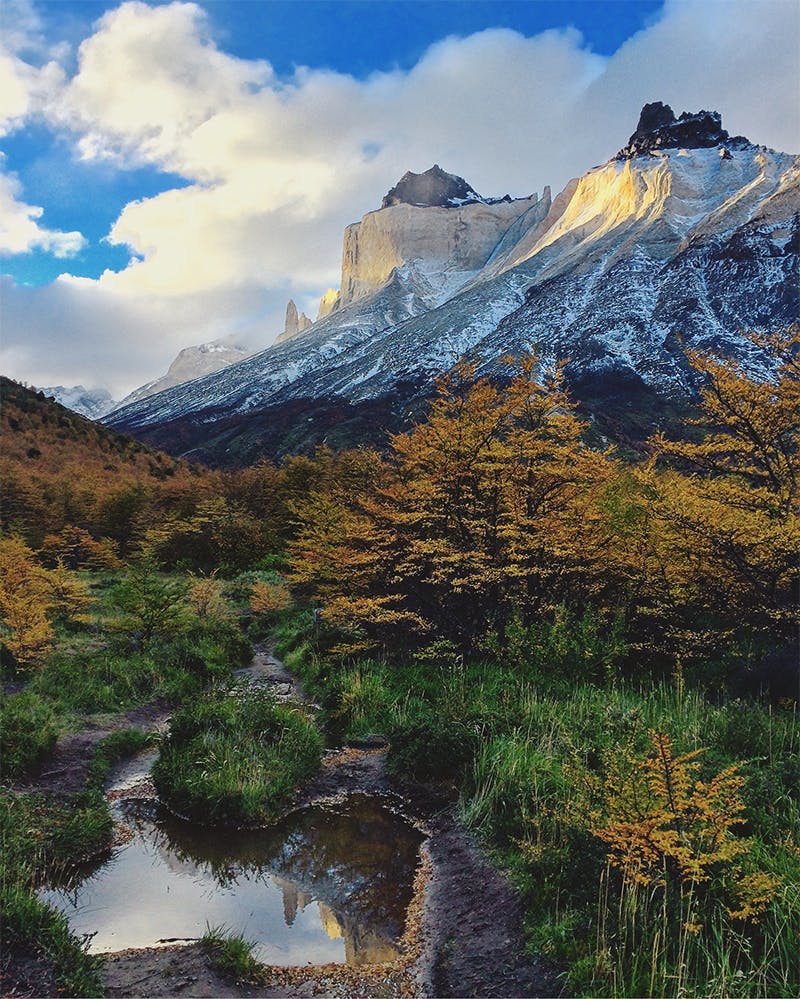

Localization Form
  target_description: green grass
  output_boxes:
[152,686,323,825]
[1,882,103,997]
[201,925,263,983]
[0,788,113,878]
[0,568,257,997]
[87,728,152,789]
[0,690,57,780]
[0,789,113,997]
[272,609,800,999]
[31,619,251,716]
[458,686,800,998]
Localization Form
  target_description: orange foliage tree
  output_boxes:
[289,356,618,654]
[638,328,800,671]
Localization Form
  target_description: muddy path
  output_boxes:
[14,644,563,998]
[14,700,172,799]
[12,644,290,800]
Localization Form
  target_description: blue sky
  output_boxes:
[1,0,798,393]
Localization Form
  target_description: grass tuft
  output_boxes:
[153,686,322,825]
[201,925,263,983]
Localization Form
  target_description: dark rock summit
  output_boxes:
[381,164,482,208]
[617,101,749,158]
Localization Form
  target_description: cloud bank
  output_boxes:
[1,0,798,395]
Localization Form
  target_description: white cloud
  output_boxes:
[1,0,798,395]
[0,0,67,136]
[57,1,271,169]
[0,166,85,256]
[0,272,285,396]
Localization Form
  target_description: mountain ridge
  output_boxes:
[106,105,799,465]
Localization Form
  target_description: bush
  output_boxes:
[153,687,322,825]
[0,691,57,779]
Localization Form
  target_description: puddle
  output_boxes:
[41,793,423,966]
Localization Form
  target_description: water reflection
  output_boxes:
[41,794,423,966]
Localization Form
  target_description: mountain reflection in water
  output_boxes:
[41,793,423,966]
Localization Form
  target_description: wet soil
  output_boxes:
[15,700,171,799]
[7,645,564,998]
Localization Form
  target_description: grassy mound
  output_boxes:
[152,686,322,825]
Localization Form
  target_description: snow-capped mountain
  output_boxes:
[38,385,118,420]
[107,105,799,463]
[115,339,254,410]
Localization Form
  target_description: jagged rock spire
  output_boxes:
[617,102,749,159]
[381,165,481,208]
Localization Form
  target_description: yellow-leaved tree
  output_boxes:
[639,327,799,675]
[288,355,617,655]
[0,536,54,667]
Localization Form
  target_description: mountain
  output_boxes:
[107,105,799,465]
[37,385,118,420]
[115,338,254,409]
[0,375,223,559]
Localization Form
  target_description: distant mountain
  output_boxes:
[37,385,118,420]
[107,104,799,466]
[115,339,254,410]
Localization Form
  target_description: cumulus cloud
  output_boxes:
[0,166,85,256]
[1,0,798,395]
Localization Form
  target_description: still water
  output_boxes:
[41,775,423,966]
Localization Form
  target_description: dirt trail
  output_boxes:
[15,700,171,799]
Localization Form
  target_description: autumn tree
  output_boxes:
[186,573,231,622]
[142,498,263,573]
[40,524,121,570]
[43,558,94,625]
[0,537,53,667]
[289,356,616,655]
[640,328,800,676]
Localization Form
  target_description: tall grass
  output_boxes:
[0,790,113,997]
[272,611,799,997]
[153,685,322,825]
[0,691,57,779]
[461,686,799,998]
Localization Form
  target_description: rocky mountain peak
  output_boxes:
[616,101,750,159]
[284,299,311,337]
[276,299,312,344]
[381,165,482,208]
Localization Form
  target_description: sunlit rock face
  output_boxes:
[316,287,340,320]
[339,173,543,308]
[108,105,799,463]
